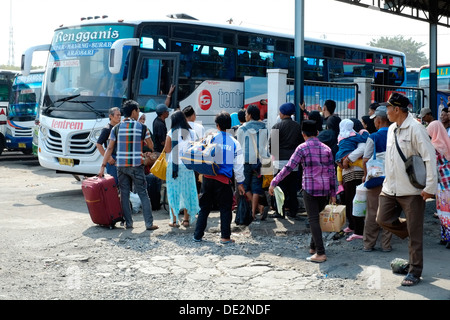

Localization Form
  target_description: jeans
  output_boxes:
[117,165,154,228]
[106,155,118,185]
[194,177,233,240]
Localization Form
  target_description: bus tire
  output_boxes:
[0,134,5,156]
[22,149,33,155]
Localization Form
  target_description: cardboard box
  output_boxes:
[319,205,346,232]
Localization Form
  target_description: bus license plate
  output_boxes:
[19,143,26,148]
[58,158,74,167]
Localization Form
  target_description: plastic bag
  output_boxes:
[235,195,252,226]
[150,151,167,180]
[365,149,385,189]
[352,183,367,217]
[130,192,142,214]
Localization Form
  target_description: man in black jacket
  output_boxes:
[269,102,304,218]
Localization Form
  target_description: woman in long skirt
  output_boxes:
[164,111,200,227]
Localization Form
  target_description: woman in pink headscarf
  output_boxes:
[427,120,450,248]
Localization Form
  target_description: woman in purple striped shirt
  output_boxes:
[269,120,336,263]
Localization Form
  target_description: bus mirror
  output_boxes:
[109,38,140,74]
[21,44,51,76]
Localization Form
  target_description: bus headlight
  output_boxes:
[5,127,12,137]
[39,125,48,139]
[90,128,102,143]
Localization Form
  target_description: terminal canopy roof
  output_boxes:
[335,0,450,28]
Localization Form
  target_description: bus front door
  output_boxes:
[134,52,180,113]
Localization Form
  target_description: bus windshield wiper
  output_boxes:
[71,100,105,118]
[43,94,81,114]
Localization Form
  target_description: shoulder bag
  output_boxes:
[394,128,426,189]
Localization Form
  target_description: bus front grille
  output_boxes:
[43,130,96,156]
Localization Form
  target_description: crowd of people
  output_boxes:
[96,92,450,287]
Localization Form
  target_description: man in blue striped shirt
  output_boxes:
[99,100,158,231]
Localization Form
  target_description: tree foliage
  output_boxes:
[368,35,428,68]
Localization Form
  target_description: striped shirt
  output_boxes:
[271,137,336,197]
[110,119,150,167]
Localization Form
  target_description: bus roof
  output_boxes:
[419,63,450,71]
[55,16,406,58]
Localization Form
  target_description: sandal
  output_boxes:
[220,239,235,244]
[169,222,179,228]
[401,273,421,286]
[332,230,346,240]
[346,234,363,241]
[182,220,190,227]
[306,253,327,263]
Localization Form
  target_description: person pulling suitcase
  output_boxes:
[99,100,159,231]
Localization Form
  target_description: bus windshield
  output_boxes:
[9,72,43,121]
[419,65,450,91]
[43,24,135,119]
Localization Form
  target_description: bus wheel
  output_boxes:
[22,149,33,155]
[0,134,5,156]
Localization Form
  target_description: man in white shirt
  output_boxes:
[182,105,205,141]
[376,93,437,287]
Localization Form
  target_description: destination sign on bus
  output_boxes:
[51,25,135,58]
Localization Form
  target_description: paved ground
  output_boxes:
[0,154,449,310]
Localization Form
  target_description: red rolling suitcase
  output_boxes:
[81,175,124,228]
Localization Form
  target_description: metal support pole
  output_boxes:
[295,0,305,124]
[429,2,438,117]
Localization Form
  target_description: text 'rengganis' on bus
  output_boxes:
[21,16,407,176]
[0,70,17,155]
[5,70,44,155]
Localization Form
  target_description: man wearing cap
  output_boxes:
[269,102,303,218]
[152,104,170,153]
[269,120,336,263]
[361,104,393,253]
[376,92,437,286]
[419,107,434,126]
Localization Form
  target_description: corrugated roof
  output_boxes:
[335,0,450,28]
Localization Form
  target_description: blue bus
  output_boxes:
[5,70,44,155]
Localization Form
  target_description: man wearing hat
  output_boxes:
[269,102,303,218]
[361,103,393,252]
[269,120,336,263]
[419,107,434,126]
[376,92,437,286]
[152,104,170,153]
